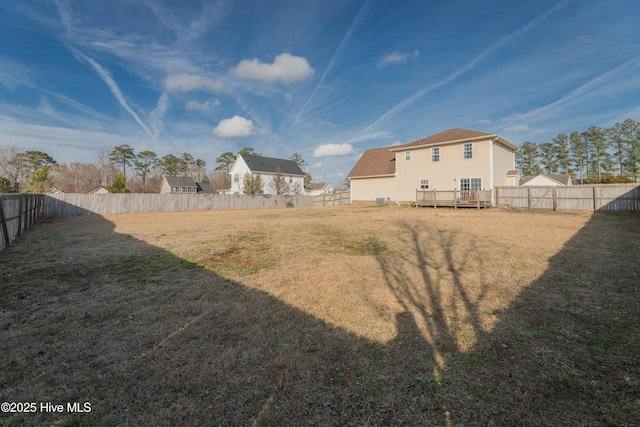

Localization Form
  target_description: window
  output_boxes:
[288,176,293,183]
[233,174,239,183]
[405,151,411,160]
[463,143,473,159]
[432,147,440,162]
[459,178,482,191]
[420,179,429,189]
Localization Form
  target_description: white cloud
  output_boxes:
[477,119,491,124]
[212,115,257,139]
[231,53,314,84]
[164,74,224,92]
[390,140,403,146]
[185,98,220,111]
[377,50,420,67]
[313,143,355,158]
[504,125,530,132]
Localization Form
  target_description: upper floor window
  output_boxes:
[432,147,440,162]
[463,143,473,159]
[405,151,411,160]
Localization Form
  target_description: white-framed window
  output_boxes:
[420,179,430,189]
[288,176,293,183]
[405,151,411,160]
[463,143,473,159]
[432,147,440,162]
[233,174,239,183]
[459,178,482,191]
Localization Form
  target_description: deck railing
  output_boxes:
[415,189,492,209]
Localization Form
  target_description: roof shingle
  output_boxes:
[242,154,305,176]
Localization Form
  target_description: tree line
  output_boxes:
[516,118,640,183]
[0,144,310,194]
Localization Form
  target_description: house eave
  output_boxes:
[389,134,497,151]
[389,134,518,152]
[348,173,396,179]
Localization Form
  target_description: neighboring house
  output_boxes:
[519,173,571,186]
[228,154,305,195]
[305,182,333,196]
[347,128,519,202]
[48,185,103,193]
[87,185,110,194]
[160,176,214,194]
[47,185,78,194]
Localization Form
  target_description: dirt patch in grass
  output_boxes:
[1,206,638,426]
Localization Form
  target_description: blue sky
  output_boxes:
[1,0,639,186]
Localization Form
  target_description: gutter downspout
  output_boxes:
[489,137,498,205]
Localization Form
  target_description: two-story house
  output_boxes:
[347,128,519,202]
[228,154,306,195]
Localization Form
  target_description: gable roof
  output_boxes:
[348,128,516,179]
[241,154,305,176]
[520,173,572,186]
[347,147,396,178]
[391,128,494,150]
[306,182,332,191]
[196,182,215,193]
[164,176,197,187]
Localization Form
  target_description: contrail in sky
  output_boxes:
[358,0,575,137]
[505,57,640,122]
[284,0,377,142]
[79,53,155,139]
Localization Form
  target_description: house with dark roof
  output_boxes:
[347,128,519,202]
[228,154,305,195]
[160,176,215,194]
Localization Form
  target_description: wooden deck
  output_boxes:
[412,189,492,210]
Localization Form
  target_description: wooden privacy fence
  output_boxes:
[0,194,45,249]
[494,185,640,212]
[312,191,350,207]
[43,193,315,217]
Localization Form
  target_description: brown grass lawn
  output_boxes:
[1,205,639,426]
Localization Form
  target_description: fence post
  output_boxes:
[0,197,8,248]
[552,187,557,211]
[593,185,598,212]
[17,194,24,237]
[527,187,532,210]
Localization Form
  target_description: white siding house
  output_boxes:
[228,154,306,195]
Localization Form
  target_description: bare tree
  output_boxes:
[268,167,289,195]
[50,162,103,192]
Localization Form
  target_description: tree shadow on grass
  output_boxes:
[0,209,639,426]
[372,214,640,425]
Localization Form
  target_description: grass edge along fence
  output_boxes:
[495,184,640,212]
[0,194,45,250]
